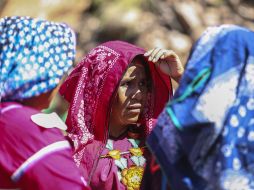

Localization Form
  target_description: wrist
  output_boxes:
[172,69,184,83]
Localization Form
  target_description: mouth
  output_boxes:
[128,103,142,110]
[127,104,142,115]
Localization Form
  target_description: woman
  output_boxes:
[60,41,184,189]
[147,25,254,190]
[0,16,89,190]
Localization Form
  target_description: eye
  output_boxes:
[121,81,131,87]
[139,80,147,87]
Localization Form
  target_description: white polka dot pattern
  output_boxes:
[0,16,76,101]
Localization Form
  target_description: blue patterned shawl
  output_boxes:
[147,25,254,190]
[0,16,76,101]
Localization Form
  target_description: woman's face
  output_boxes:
[110,58,149,130]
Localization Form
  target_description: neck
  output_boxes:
[109,123,128,138]
[21,91,52,110]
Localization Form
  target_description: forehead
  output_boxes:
[122,61,146,79]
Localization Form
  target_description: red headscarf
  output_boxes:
[60,41,172,166]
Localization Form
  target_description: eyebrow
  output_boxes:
[120,77,135,83]
[121,75,147,83]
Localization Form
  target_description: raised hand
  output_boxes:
[144,48,184,83]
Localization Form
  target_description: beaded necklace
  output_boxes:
[100,138,146,190]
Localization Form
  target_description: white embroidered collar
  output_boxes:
[31,112,67,130]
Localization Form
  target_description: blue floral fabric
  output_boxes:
[0,16,76,101]
[147,25,254,190]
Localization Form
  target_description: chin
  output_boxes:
[125,117,139,125]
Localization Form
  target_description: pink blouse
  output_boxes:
[0,102,90,190]
[82,134,147,190]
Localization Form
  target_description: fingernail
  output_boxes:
[144,53,148,56]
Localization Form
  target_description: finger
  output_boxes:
[146,48,159,61]
[163,50,177,59]
[149,48,161,62]
[144,49,153,57]
[153,50,166,62]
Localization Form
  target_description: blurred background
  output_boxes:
[1,0,254,118]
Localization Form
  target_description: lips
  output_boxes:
[128,103,142,109]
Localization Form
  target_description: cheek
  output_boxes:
[117,88,128,108]
[141,89,148,102]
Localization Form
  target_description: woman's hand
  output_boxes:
[144,48,184,83]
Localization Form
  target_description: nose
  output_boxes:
[132,87,142,101]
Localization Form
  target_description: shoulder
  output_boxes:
[0,102,38,134]
[1,101,63,128]
[0,102,69,175]
[0,102,65,149]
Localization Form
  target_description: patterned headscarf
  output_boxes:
[60,41,172,166]
[0,16,76,102]
[147,25,254,190]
